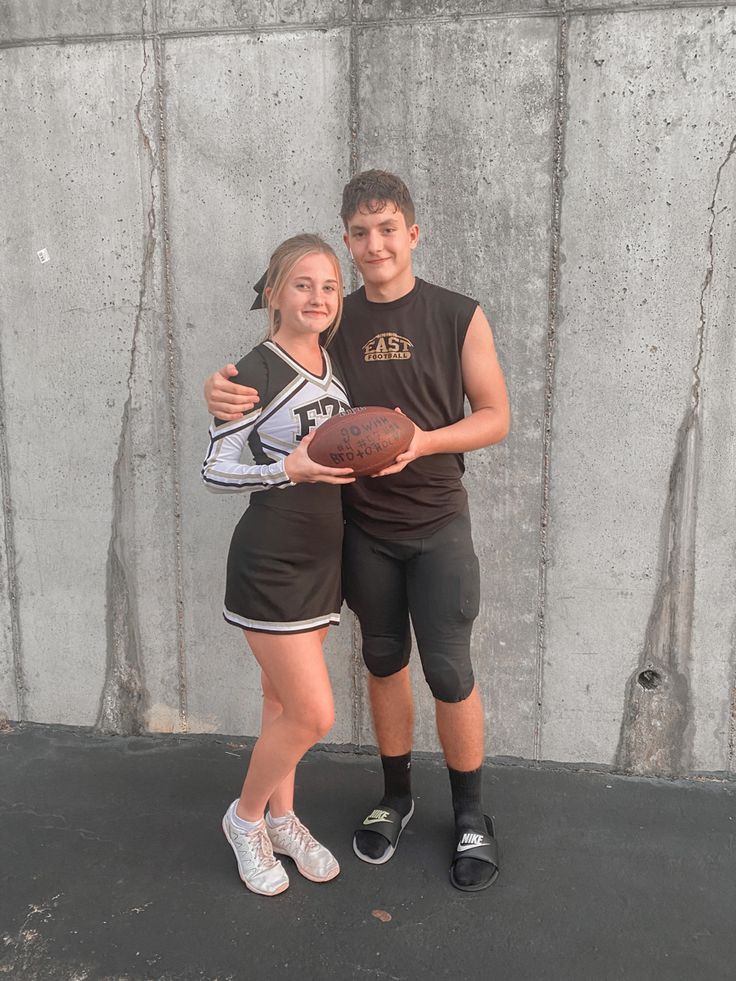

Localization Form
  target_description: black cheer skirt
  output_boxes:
[223,491,343,635]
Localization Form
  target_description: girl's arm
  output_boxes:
[202,410,293,492]
[202,415,355,492]
[202,351,354,491]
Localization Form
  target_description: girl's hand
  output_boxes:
[284,432,356,485]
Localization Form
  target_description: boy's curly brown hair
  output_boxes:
[340,169,416,228]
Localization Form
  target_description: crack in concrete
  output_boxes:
[0,341,25,721]
[152,6,189,733]
[616,133,736,776]
[534,4,569,762]
[695,132,736,385]
[95,3,155,736]
[348,0,362,743]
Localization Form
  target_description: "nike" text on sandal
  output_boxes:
[449,814,500,892]
[352,801,415,865]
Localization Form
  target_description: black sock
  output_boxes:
[448,765,484,830]
[354,753,412,860]
[448,766,493,889]
[380,752,412,809]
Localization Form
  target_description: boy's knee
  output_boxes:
[362,636,411,679]
[423,653,474,703]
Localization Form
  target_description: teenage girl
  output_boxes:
[202,234,354,896]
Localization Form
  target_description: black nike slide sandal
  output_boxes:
[352,801,415,865]
[449,814,500,892]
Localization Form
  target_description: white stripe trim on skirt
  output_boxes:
[223,606,341,634]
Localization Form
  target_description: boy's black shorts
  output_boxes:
[342,508,480,703]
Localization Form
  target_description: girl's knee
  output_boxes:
[261,672,279,704]
[263,690,283,714]
[318,703,336,738]
[309,702,335,741]
[290,699,334,742]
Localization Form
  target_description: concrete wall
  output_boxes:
[1,0,734,776]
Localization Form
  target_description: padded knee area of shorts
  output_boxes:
[423,653,474,703]
[362,637,411,678]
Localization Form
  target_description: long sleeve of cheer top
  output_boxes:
[202,410,293,492]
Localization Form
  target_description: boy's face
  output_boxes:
[343,202,419,290]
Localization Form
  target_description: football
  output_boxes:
[307,406,415,476]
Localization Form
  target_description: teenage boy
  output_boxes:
[204,170,509,891]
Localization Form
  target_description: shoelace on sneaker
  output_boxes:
[281,815,318,851]
[234,824,278,870]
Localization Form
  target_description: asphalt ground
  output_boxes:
[1,724,734,981]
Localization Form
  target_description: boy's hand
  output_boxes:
[370,409,430,477]
[204,365,259,420]
[284,433,356,485]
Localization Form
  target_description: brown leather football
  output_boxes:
[307,406,415,476]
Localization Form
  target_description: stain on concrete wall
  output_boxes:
[616,133,736,775]
[540,9,736,774]
[1,0,735,775]
[98,408,147,735]
[615,405,698,776]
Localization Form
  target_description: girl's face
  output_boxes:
[269,253,340,340]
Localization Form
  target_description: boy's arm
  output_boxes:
[204,364,260,420]
[372,306,509,476]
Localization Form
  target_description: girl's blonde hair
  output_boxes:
[263,234,344,346]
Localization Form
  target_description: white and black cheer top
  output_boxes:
[202,340,351,634]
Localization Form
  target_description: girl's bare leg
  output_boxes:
[260,671,294,816]
[236,628,334,822]
[262,627,329,817]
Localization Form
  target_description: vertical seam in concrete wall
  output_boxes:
[152,0,188,733]
[96,3,154,734]
[348,0,361,747]
[348,1,360,295]
[0,343,25,720]
[351,615,364,749]
[533,7,569,762]
[729,661,736,775]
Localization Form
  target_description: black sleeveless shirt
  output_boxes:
[329,278,478,539]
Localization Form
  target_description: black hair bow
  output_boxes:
[250,270,268,310]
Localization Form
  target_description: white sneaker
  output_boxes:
[266,812,340,883]
[222,802,289,896]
